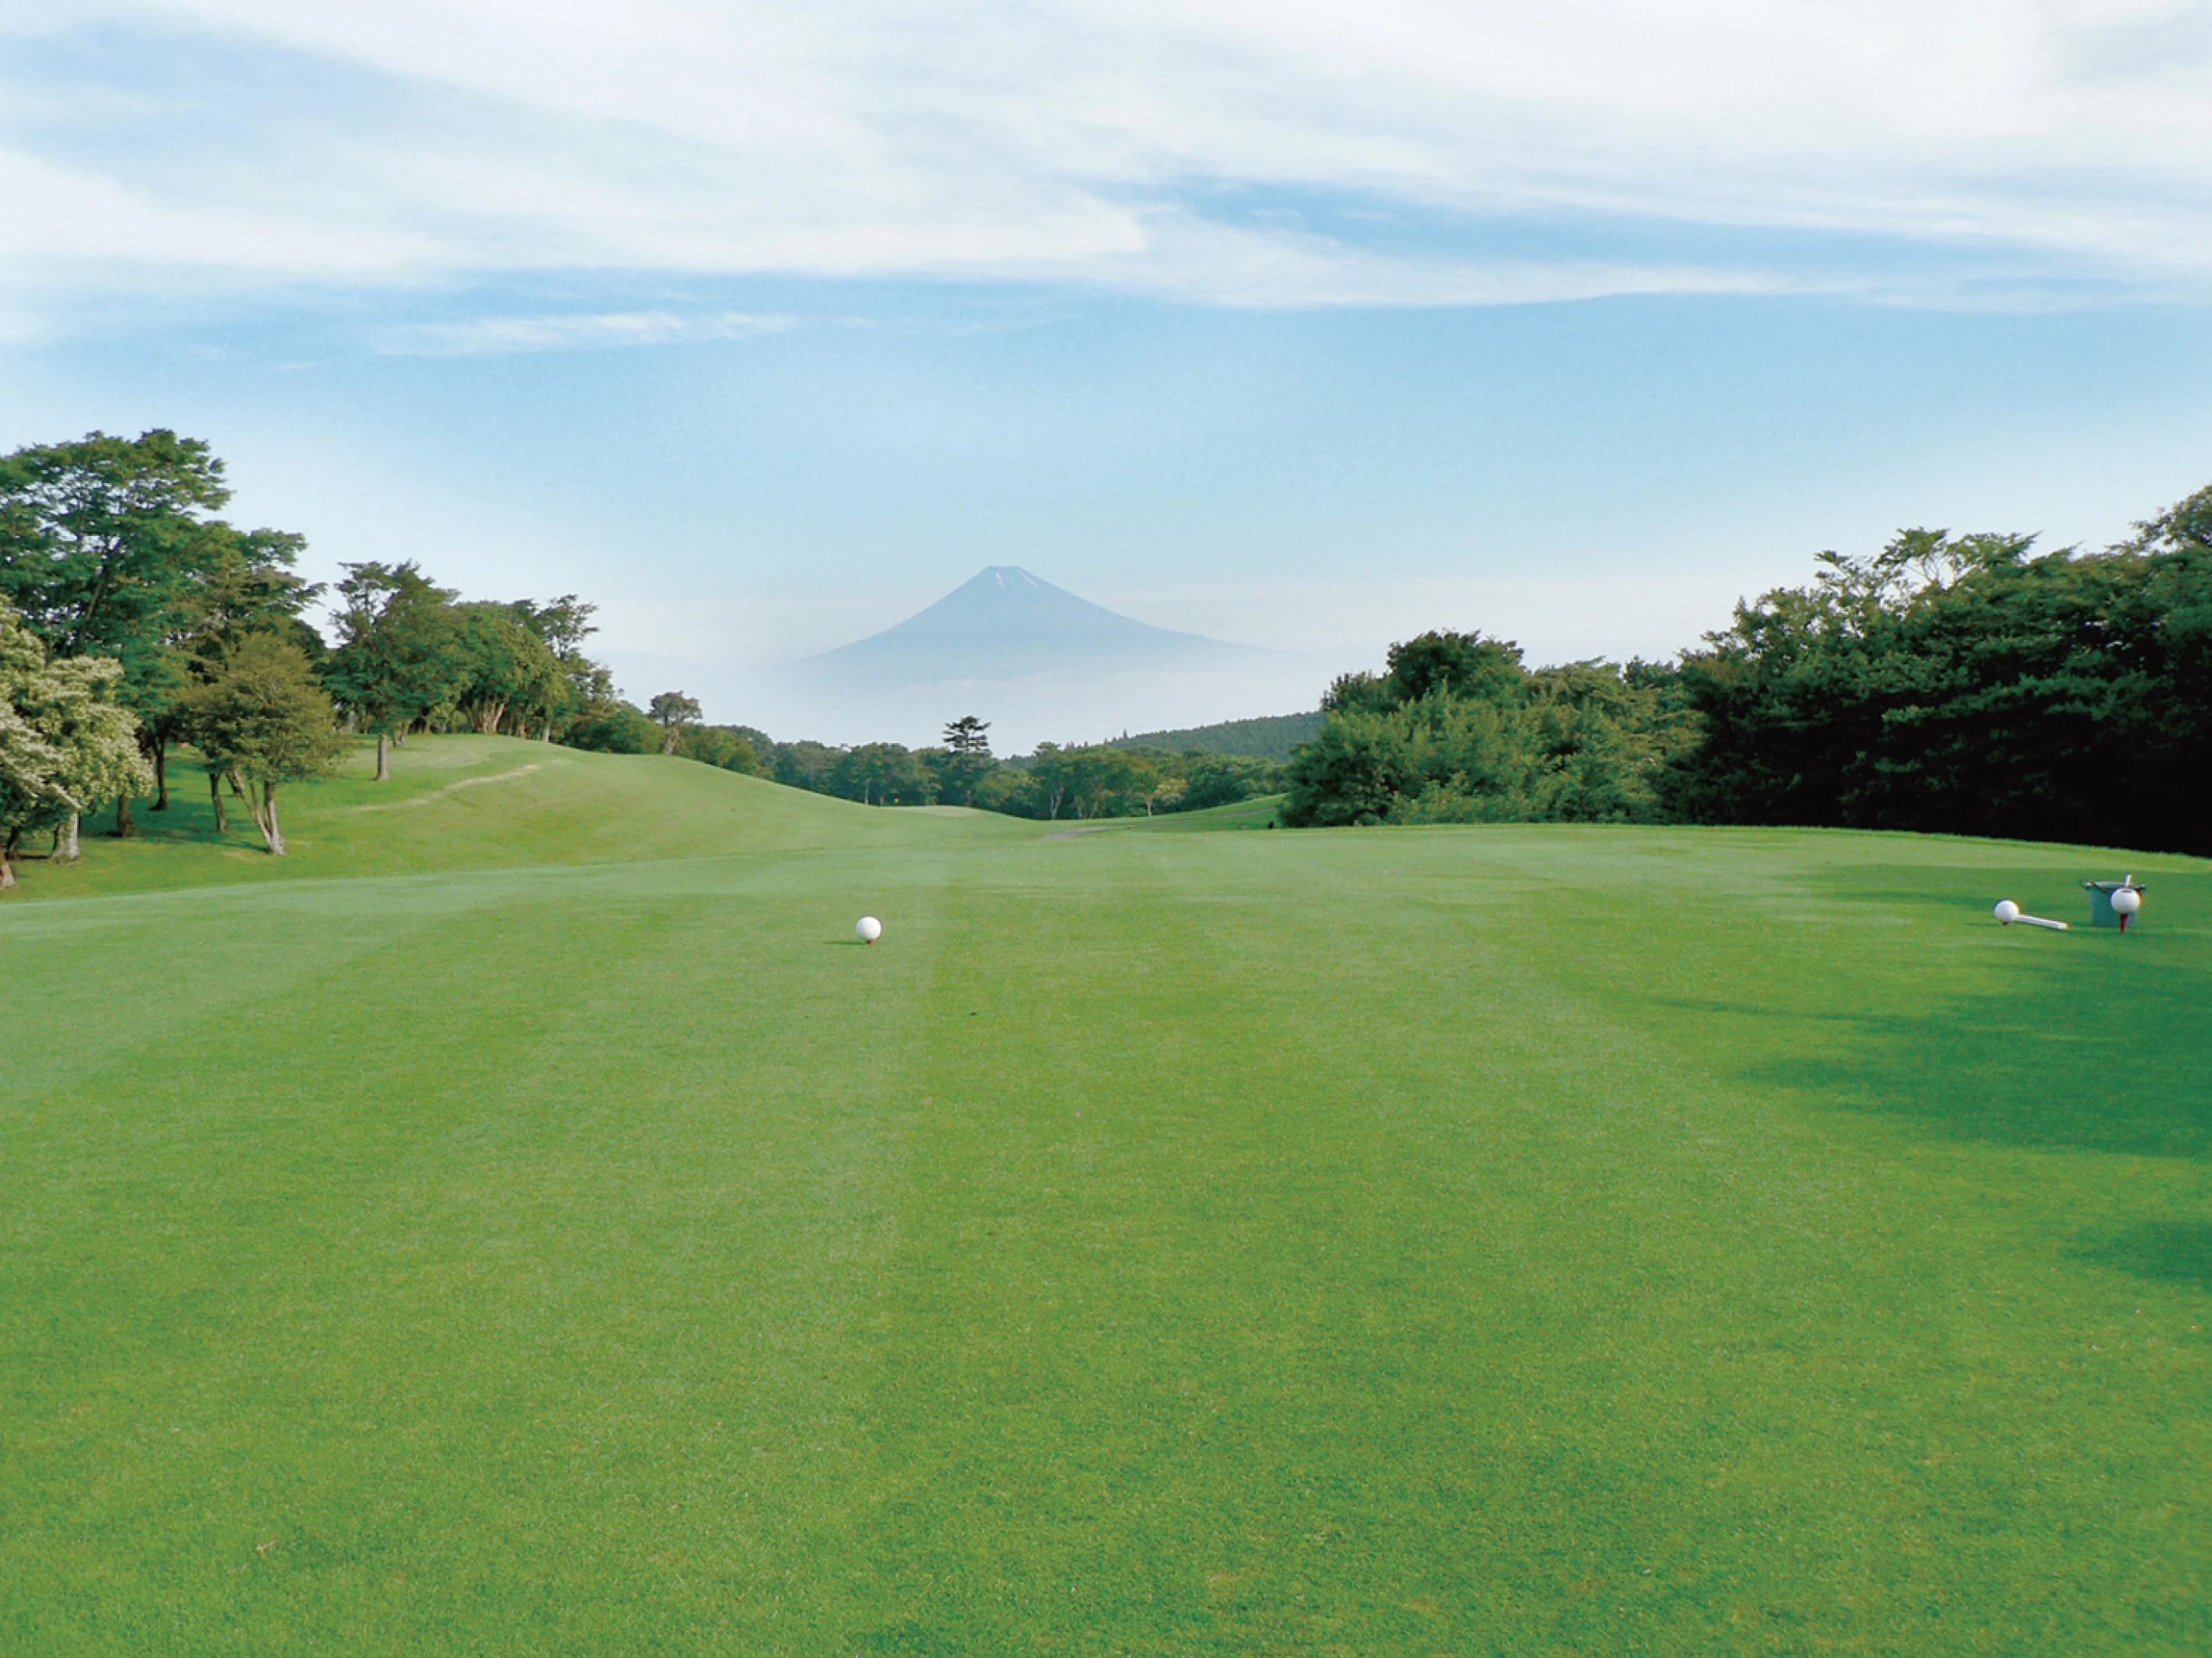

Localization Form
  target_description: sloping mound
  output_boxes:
[9,734,1022,899]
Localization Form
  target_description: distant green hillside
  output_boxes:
[1101,709,1320,760]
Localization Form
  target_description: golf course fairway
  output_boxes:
[4,738,2207,1655]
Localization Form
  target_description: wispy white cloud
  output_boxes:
[380,308,795,355]
[5,0,2211,336]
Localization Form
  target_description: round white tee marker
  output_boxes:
[856,916,883,945]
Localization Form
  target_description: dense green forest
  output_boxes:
[1281,490,2212,856]
[1664,510,2211,854]
[663,717,1285,822]
[7,426,2210,888]
[1105,710,1323,761]
[1281,635,1695,827]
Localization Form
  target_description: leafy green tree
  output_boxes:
[450,603,562,735]
[1383,629,1527,706]
[0,429,228,662]
[1666,503,2212,853]
[0,603,150,887]
[1008,745,1154,819]
[0,429,314,832]
[833,741,936,805]
[1176,752,1282,811]
[1286,633,1688,828]
[770,739,840,792]
[2123,482,2212,556]
[1323,630,1525,718]
[1023,743,1074,819]
[969,762,1026,814]
[321,562,464,780]
[146,525,321,814]
[1142,770,1187,816]
[563,698,660,755]
[1072,746,1155,818]
[1282,708,1416,826]
[648,692,703,755]
[184,634,347,856]
[509,595,600,740]
[678,724,768,775]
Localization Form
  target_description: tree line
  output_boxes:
[1283,480,2212,856]
[642,707,1286,820]
[11,426,2207,883]
[0,428,1290,889]
[0,429,646,884]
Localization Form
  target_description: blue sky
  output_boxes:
[5,2,2212,745]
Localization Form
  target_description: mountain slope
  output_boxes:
[804,566,1249,685]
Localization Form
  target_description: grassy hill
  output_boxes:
[5,741,2209,1653]
[4,734,1023,899]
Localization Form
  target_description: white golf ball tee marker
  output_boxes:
[856,915,883,945]
[2082,875,2146,931]
[1993,899,2067,931]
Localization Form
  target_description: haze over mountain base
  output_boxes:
[611,565,1330,750]
[645,656,1334,753]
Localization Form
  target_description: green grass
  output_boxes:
[1139,792,1287,832]
[5,738,2209,1653]
[9,736,1015,899]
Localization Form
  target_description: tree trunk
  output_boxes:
[1,828,18,889]
[151,738,170,810]
[255,782,286,855]
[58,812,79,861]
[376,732,391,782]
[112,794,136,837]
[209,772,227,833]
[229,769,247,798]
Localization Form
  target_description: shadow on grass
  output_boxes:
[97,792,237,848]
[1663,938,2210,1162]
[1742,994,2210,1160]
[1677,856,2212,1160]
[2074,1221,2212,1292]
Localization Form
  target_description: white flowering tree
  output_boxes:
[1,604,150,889]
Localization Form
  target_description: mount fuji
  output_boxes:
[803,566,1250,685]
